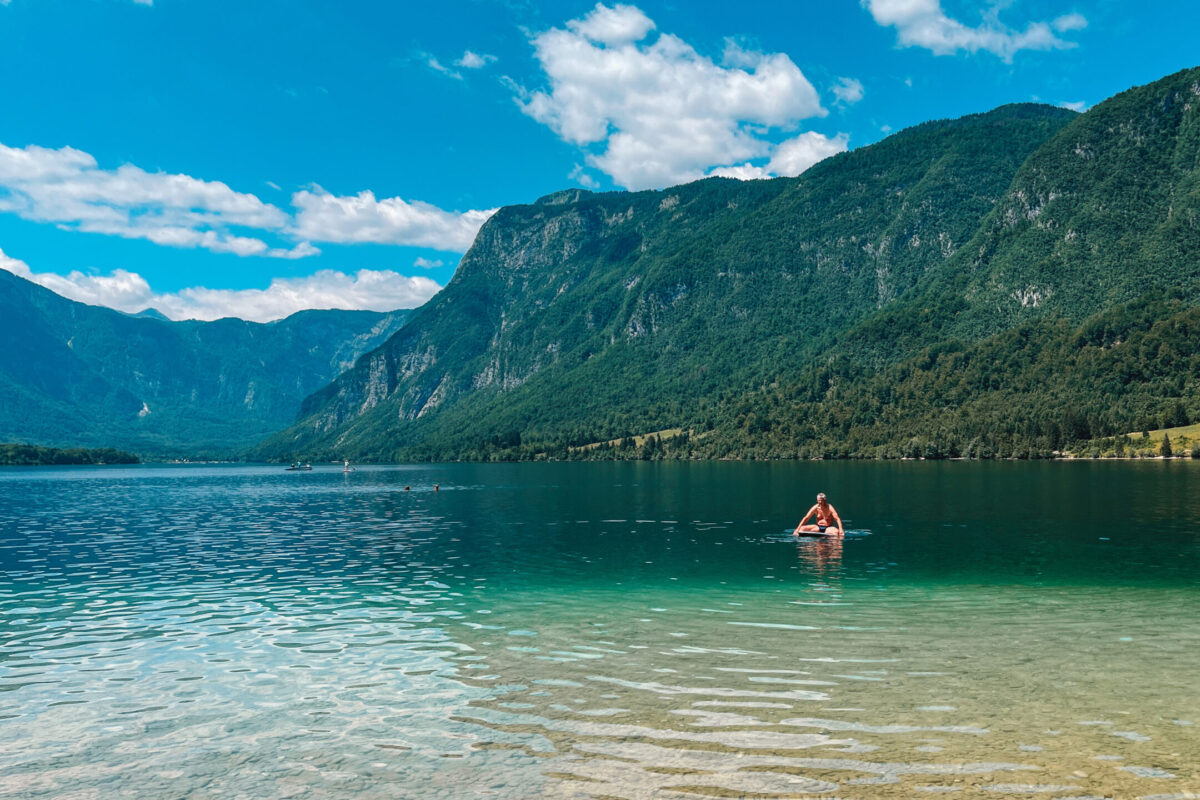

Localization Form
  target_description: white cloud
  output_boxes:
[2,249,158,312]
[425,54,462,80]
[518,3,826,190]
[767,132,849,176]
[707,163,771,181]
[291,187,496,252]
[0,141,308,258]
[569,2,656,45]
[413,257,444,268]
[430,49,499,77]
[154,270,441,321]
[708,131,848,181]
[1058,100,1088,112]
[0,140,495,257]
[1,247,439,322]
[832,77,864,106]
[862,0,1085,61]
[456,50,497,69]
[568,164,600,189]
[1053,13,1088,32]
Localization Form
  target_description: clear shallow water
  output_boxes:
[1,461,1198,799]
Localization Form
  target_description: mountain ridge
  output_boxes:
[0,268,408,456]
[257,101,1084,461]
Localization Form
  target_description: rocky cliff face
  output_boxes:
[262,102,1076,460]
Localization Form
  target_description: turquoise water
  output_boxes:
[1,461,1198,798]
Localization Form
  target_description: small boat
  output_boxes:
[342,460,355,473]
[285,462,312,471]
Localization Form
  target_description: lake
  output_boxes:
[1,461,1198,798]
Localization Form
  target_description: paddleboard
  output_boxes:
[771,529,868,543]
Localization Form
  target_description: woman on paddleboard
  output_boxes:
[793,493,844,537]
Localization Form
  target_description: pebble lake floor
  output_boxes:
[1,461,1198,798]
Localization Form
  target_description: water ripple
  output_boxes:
[2,463,1199,798]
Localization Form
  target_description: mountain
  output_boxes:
[259,66,1200,462]
[963,71,1200,319]
[686,66,1200,458]
[256,102,1075,461]
[0,269,407,456]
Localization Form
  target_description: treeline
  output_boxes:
[683,293,1200,460]
[0,443,140,466]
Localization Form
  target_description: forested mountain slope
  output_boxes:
[261,67,1200,462]
[947,66,1200,336]
[258,104,1075,461]
[0,270,407,455]
[701,66,1200,458]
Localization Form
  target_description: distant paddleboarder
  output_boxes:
[793,493,844,537]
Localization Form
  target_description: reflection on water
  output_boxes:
[1,461,1198,798]
[795,534,845,584]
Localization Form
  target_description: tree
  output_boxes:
[1160,433,1173,458]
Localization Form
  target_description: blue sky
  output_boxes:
[0,0,1196,321]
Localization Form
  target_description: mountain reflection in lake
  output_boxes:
[1,461,1197,798]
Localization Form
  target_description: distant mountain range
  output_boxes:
[0,269,406,456]
[255,66,1200,462]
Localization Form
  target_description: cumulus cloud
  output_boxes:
[862,0,1085,61]
[413,256,444,268]
[517,3,827,189]
[767,132,850,176]
[708,131,849,181]
[832,77,865,106]
[150,269,441,321]
[0,140,495,257]
[0,247,439,322]
[569,2,656,45]
[706,163,771,181]
[2,252,161,314]
[291,187,496,252]
[0,141,302,257]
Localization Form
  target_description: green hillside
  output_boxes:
[254,67,1200,463]
[255,103,1076,461]
[689,291,1200,460]
[946,66,1200,335]
[0,270,407,456]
